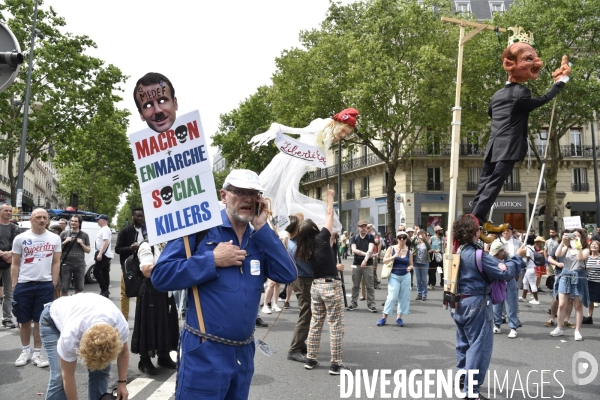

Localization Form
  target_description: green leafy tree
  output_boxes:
[116,184,142,229]
[0,0,129,205]
[212,85,279,173]
[271,0,457,233]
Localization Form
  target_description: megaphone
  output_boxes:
[0,51,24,67]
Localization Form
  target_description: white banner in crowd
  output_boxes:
[275,132,327,168]
[129,110,222,245]
[563,216,582,230]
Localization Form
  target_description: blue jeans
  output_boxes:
[451,295,494,395]
[383,273,411,316]
[40,303,111,400]
[414,264,428,298]
[492,277,519,329]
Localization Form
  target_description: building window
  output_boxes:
[347,180,355,200]
[304,189,310,197]
[362,145,369,164]
[361,176,369,197]
[572,168,589,191]
[463,131,480,156]
[570,128,583,157]
[455,1,471,15]
[504,168,521,191]
[467,167,480,191]
[334,150,339,165]
[489,1,505,14]
[427,167,443,191]
[316,187,322,200]
[427,129,441,155]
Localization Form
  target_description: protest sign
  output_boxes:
[130,110,222,245]
[563,216,582,230]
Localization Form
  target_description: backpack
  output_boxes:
[528,245,545,267]
[122,248,145,298]
[475,248,507,305]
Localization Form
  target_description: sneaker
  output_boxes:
[508,329,518,339]
[2,319,16,329]
[31,353,49,368]
[376,318,386,326]
[518,297,525,302]
[428,285,433,290]
[529,300,540,305]
[550,327,564,337]
[396,318,404,327]
[430,286,435,290]
[369,307,377,313]
[261,305,272,314]
[564,321,575,329]
[538,288,545,292]
[416,295,422,301]
[304,359,319,370]
[283,302,291,309]
[574,330,583,341]
[272,304,282,312]
[346,305,356,311]
[15,351,31,367]
[329,363,346,375]
[493,326,501,334]
[287,351,306,363]
[422,297,427,301]
[359,297,366,301]
[582,316,593,325]
[544,319,555,327]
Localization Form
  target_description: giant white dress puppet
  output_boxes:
[250,108,359,234]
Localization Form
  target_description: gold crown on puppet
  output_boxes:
[507,26,536,47]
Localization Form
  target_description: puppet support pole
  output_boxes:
[525,98,558,238]
[441,18,506,296]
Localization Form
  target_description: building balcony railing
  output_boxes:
[572,182,589,192]
[427,182,444,191]
[346,192,355,200]
[467,182,478,191]
[361,189,369,197]
[504,182,521,192]
[304,154,383,182]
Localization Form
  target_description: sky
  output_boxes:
[48,0,353,162]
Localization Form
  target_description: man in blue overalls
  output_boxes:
[152,169,297,399]
[450,214,526,399]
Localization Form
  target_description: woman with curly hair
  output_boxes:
[40,293,129,400]
[450,214,525,400]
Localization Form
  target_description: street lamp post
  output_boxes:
[591,112,600,227]
[16,0,43,209]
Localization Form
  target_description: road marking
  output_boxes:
[147,373,176,400]
[127,377,153,398]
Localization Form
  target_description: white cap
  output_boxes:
[406,228,415,233]
[223,169,265,191]
[489,240,504,256]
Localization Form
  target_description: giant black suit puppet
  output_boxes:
[471,33,571,243]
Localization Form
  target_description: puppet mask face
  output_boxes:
[503,43,543,83]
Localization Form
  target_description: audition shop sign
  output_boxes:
[129,110,222,245]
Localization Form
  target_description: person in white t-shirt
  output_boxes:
[93,214,113,298]
[11,208,62,368]
[40,293,130,400]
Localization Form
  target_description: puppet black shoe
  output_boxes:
[483,222,509,234]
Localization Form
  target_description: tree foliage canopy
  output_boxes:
[0,0,131,214]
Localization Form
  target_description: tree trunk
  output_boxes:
[386,162,398,235]
[542,135,562,237]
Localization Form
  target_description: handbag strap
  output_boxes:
[60,231,81,264]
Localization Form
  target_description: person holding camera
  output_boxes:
[551,229,590,340]
[59,215,90,297]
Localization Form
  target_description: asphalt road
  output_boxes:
[1,243,598,399]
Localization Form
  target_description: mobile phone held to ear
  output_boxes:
[255,201,264,217]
